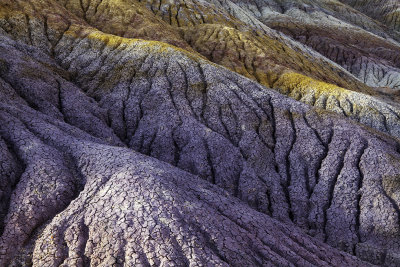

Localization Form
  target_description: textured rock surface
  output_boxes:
[1,0,400,266]
[0,33,371,267]
[340,0,400,32]
[105,0,400,140]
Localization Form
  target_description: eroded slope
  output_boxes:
[1,0,400,266]
[340,0,400,32]
[0,31,371,267]
[102,0,400,139]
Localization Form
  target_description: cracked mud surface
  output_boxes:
[1,0,400,266]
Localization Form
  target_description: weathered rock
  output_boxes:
[0,33,370,267]
[340,0,400,33]
[0,0,400,266]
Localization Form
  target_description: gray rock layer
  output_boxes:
[0,35,369,266]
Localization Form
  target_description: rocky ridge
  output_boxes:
[55,0,400,140]
[0,0,400,266]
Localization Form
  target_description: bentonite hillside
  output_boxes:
[1,0,400,266]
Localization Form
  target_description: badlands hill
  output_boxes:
[1,0,400,266]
